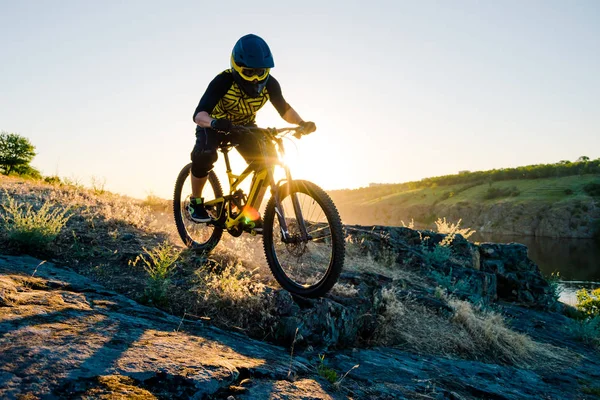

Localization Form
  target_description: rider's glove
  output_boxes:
[298,121,316,135]
[211,118,233,133]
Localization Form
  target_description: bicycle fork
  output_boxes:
[268,165,310,244]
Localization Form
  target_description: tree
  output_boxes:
[0,131,37,175]
[577,156,590,163]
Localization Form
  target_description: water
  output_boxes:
[470,233,600,305]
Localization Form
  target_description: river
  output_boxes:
[470,233,600,306]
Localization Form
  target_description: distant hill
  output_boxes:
[328,160,600,239]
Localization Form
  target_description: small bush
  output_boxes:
[421,240,452,266]
[572,288,600,347]
[440,191,453,201]
[316,354,338,384]
[0,193,71,250]
[546,272,563,302]
[483,186,520,200]
[434,217,476,239]
[130,242,181,306]
[564,188,574,195]
[44,175,61,185]
[583,182,600,197]
[420,218,476,267]
[430,269,469,294]
[569,316,600,348]
[576,288,600,317]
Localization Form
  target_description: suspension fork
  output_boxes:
[267,166,310,244]
[261,134,310,243]
[285,165,310,241]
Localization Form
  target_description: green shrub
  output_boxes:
[0,193,71,250]
[564,188,574,195]
[572,288,600,348]
[483,186,520,200]
[44,175,62,185]
[130,242,181,306]
[569,316,600,348]
[546,272,563,302]
[576,288,600,317]
[422,241,452,266]
[316,354,338,384]
[583,182,600,197]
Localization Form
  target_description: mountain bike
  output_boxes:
[173,126,345,298]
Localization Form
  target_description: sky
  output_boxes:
[1,0,599,199]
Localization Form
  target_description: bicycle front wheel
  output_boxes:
[173,163,223,252]
[263,180,345,298]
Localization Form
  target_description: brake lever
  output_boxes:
[293,127,306,139]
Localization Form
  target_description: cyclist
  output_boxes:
[188,33,316,230]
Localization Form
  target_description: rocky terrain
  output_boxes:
[1,176,600,399]
[2,229,600,399]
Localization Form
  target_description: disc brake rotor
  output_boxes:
[284,223,308,257]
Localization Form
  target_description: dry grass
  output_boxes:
[434,217,476,240]
[188,261,278,333]
[374,287,569,368]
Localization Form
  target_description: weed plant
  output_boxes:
[546,272,564,302]
[0,192,71,250]
[316,354,338,384]
[130,242,181,306]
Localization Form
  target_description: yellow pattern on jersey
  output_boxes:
[210,69,270,125]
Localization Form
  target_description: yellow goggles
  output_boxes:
[231,55,270,82]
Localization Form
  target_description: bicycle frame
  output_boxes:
[203,127,310,242]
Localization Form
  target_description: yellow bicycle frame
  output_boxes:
[199,126,310,242]
[203,150,271,231]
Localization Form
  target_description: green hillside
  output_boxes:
[328,161,600,237]
[332,174,599,208]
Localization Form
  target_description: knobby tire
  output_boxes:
[263,180,345,298]
[173,163,224,252]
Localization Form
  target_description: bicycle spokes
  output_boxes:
[173,166,223,251]
[271,190,333,288]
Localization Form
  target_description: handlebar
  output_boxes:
[228,125,309,139]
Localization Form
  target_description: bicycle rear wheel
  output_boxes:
[173,163,223,252]
[263,180,345,298]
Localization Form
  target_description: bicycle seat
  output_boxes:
[218,141,238,151]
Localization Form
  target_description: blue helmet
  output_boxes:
[230,34,274,97]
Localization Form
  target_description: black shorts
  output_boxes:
[190,126,277,178]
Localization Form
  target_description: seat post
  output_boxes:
[222,148,232,173]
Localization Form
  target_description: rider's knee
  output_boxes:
[191,148,218,177]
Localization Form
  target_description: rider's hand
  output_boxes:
[211,118,233,133]
[298,121,316,134]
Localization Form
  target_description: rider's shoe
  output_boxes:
[251,217,263,233]
[243,215,263,233]
[187,197,212,223]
